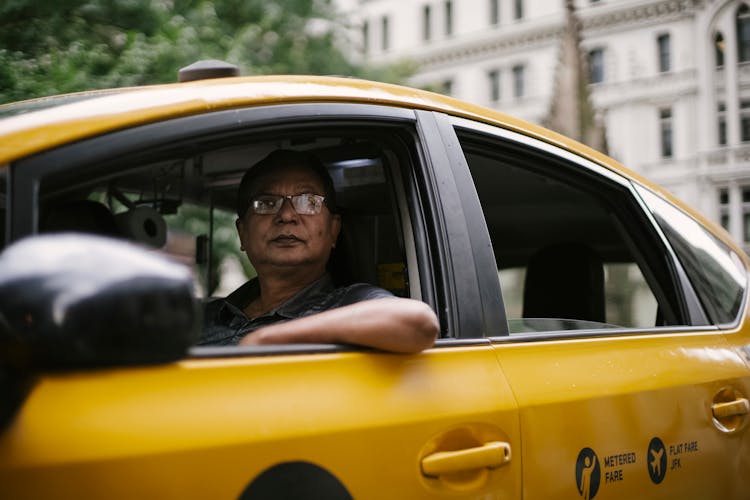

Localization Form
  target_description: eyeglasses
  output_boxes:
[250,193,326,215]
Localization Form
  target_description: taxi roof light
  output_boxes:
[178,59,240,83]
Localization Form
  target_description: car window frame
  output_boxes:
[633,183,749,329]
[414,110,508,339]
[443,115,718,341]
[7,104,413,238]
[9,102,486,353]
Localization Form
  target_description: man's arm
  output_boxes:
[238,298,439,353]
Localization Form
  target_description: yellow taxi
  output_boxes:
[0,64,748,499]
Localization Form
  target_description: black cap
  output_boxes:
[178,60,239,82]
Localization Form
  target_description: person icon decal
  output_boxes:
[580,455,595,500]
[575,447,600,499]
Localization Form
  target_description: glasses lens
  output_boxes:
[252,195,283,214]
[291,194,324,214]
[251,194,325,215]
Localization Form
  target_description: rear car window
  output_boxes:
[637,185,747,325]
[455,127,690,334]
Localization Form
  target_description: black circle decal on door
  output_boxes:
[647,437,667,484]
[575,447,601,499]
[240,461,352,500]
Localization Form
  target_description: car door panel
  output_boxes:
[437,114,750,499]
[0,345,521,499]
[725,331,750,496]
[491,331,749,499]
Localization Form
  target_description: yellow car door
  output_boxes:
[0,103,524,499]
[493,330,749,499]
[0,343,521,499]
[447,116,750,499]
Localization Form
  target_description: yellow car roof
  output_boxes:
[1,75,605,167]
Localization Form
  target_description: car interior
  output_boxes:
[34,130,418,312]
[457,133,689,333]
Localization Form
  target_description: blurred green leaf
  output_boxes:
[0,0,412,103]
[1,0,414,293]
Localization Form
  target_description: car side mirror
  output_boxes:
[0,234,201,429]
[0,233,201,369]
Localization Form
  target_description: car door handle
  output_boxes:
[421,441,511,477]
[712,398,750,418]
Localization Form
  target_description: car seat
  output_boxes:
[522,242,605,323]
[39,199,120,237]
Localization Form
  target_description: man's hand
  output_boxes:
[238,298,439,353]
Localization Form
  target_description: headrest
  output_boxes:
[40,200,120,237]
[522,243,605,323]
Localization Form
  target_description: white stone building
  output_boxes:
[335,0,750,254]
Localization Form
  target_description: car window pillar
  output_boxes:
[415,110,508,338]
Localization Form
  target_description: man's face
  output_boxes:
[237,164,341,277]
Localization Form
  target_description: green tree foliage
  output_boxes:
[0,0,413,103]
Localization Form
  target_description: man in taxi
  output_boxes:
[199,150,439,353]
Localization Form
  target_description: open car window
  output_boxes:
[452,122,698,335]
[22,110,430,348]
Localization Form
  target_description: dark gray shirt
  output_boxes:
[199,274,393,346]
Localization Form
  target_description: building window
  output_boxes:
[423,5,432,41]
[514,0,523,20]
[715,32,725,68]
[488,69,501,102]
[657,33,671,73]
[660,108,673,159]
[362,20,370,55]
[741,99,750,142]
[737,4,750,62]
[719,188,729,231]
[490,0,500,25]
[381,15,390,51]
[717,187,750,242]
[445,0,453,36]
[512,64,525,98]
[718,102,727,146]
[743,188,750,243]
[588,48,604,83]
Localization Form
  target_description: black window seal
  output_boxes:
[189,337,491,358]
[415,110,508,338]
[489,324,720,345]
